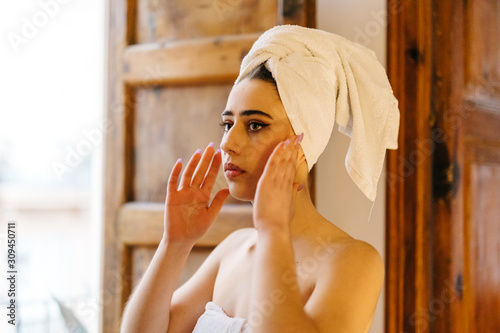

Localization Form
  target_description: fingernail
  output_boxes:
[195,148,202,154]
[176,158,182,164]
[208,142,214,148]
[298,184,304,191]
[215,148,221,154]
[295,133,304,144]
[283,139,290,148]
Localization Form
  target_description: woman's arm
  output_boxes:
[249,137,383,332]
[249,136,319,332]
[120,144,230,333]
[251,229,384,333]
[251,227,320,332]
[121,239,193,333]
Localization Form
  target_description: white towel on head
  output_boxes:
[235,25,400,201]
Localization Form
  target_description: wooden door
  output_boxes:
[100,1,316,332]
[386,0,500,332]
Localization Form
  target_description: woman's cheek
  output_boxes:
[257,143,279,175]
[254,127,275,147]
[256,121,288,146]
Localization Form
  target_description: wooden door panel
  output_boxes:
[133,84,233,203]
[466,160,500,332]
[135,0,279,43]
[123,34,261,86]
[466,0,500,89]
[102,0,316,332]
[463,1,500,330]
[387,0,500,332]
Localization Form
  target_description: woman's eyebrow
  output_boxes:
[221,110,274,119]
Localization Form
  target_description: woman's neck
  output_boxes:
[289,187,325,239]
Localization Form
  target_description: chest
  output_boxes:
[212,244,317,319]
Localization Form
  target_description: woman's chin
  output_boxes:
[227,184,255,202]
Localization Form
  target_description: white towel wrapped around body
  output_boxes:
[235,25,400,201]
[192,302,248,333]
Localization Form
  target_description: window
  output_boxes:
[0,1,104,331]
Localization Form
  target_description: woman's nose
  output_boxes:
[220,125,243,155]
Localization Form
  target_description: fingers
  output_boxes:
[263,134,303,186]
[191,142,215,187]
[283,138,300,185]
[200,148,222,190]
[207,188,231,219]
[291,182,301,204]
[177,142,221,189]
[260,140,287,181]
[179,149,202,188]
[167,158,183,194]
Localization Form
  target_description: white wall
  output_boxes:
[316,1,388,332]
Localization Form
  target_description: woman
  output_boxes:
[121,25,399,333]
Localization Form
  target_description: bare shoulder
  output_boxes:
[314,229,384,292]
[303,224,384,333]
[311,222,383,280]
[211,227,256,255]
[223,227,257,245]
[332,238,383,274]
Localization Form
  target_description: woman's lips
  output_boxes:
[224,163,245,179]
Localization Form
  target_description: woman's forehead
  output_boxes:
[225,79,288,119]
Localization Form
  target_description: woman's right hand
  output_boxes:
[164,143,230,247]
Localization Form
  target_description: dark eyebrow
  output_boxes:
[221,110,274,119]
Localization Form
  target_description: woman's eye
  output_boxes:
[220,121,268,132]
[219,121,232,132]
[248,122,266,131]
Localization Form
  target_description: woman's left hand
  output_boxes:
[253,134,303,232]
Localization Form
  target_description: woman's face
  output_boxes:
[220,78,295,201]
